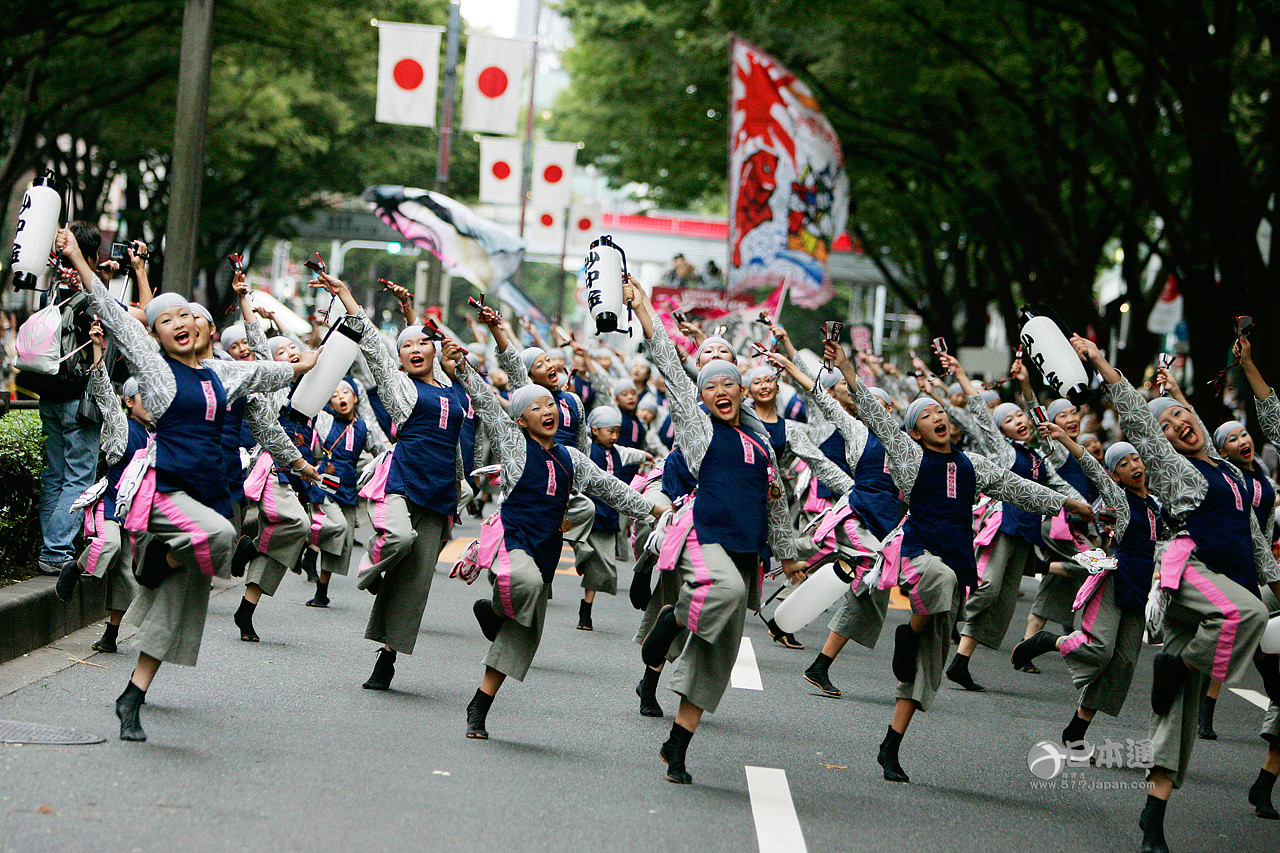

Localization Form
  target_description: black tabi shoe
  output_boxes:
[134,540,176,590]
[230,535,257,578]
[629,569,653,611]
[1249,768,1280,819]
[1138,795,1169,853]
[362,648,396,690]
[1151,653,1187,716]
[1256,654,1280,705]
[892,624,920,684]
[577,600,593,631]
[637,668,664,717]
[1197,695,1218,740]
[92,623,120,654]
[642,606,681,669]
[234,599,259,642]
[660,723,694,784]
[300,548,319,584]
[945,653,985,692]
[803,653,842,697]
[467,689,494,739]
[115,682,146,742]
[764,617,804,650]
[877,727,909,783]
[55,560,81,602]
[474,599,505,642]
[1011,631,1059,671]
[306,581,330,608]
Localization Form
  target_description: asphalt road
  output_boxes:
[1,514,1277,852]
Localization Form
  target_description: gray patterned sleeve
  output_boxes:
[1104,377,1206,518]
[497,341,530,388]
[85,277,176,418]
[850,376,922,500]
[572,393,590,455]
[1250,512,1280,585]
[457,364,526,491]
[205,358,295,403]
[784,420,852,494]
[645,320,713,472]
[244,319,271,361]
[243,395,302,468]
[616,445,650,468]
[569,447,654,519]
[91,364,127,465]
[765,458,799,560]
[963,394,1014,464]
[1257,392,1280,447]
[970,454,1067,516]
[1075,446,1129,538]
[347,312,415,424]
[808,384,870,465]
[1039,452,1084,502]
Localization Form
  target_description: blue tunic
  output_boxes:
[589,442,624,533]
[277,408,318,500]
[783,393,807,423]
[105,419,151,518]
[317,415,367,507]
[459,394,477,480]
[154,357,230,517]
[692,421,772,558]
[1113,490,1162,608]
[1056,453,1098,503]
[901,448,979,589]
[849,432,903,540]
[1181,457,1259,596]
[1243,464,1276,535]
[619,409,646,450]
[366,387,396,439]
[501,437,574,581]
[386,378,467,516]
[571,373,593,409]
[815,429,849,502]
[552,388,582,450]
[661,445,697,501]
[656,413,676,450]
[1000,443,1048,543]
[221,396,248,504]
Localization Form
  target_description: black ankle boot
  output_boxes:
[804,652,841,697]
[1061,712,1091,746]
[1151,653,1187,715]
[945,653,985,692]
[467,688,494,739]
[1198,695,1218,740]
[877,726,909,782]
[1138,794,1169,853]
[115,681,146,742]
[363,648,396,690]
[892,624,920,684]
[307,580,330,608]
[660,723,694,784]
[1256,654,1280,705]
[642,605,680,668]
[1249,768,1280,819]
[234,598,259,642]
[474,599,506,642]
[230,535,257,578]
[135,540,175,590]
[636,667,664,717]
[93,623,120,654]
[55,559,81,602]
[577,600,593,631]
[1012,631,1060,670]
[301,548,319,583]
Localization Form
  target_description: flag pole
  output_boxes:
[725,33,736,299]
[517,0,542,240]
[423,1,462,317]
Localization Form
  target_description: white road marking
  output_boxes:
[745,766,807,853]
[1230,687,1271,710]
[731,637,763,690]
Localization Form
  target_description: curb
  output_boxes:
[0,574,107,665]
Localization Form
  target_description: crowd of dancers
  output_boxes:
[47,221,1280,853]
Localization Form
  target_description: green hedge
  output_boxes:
[0,410,46,573]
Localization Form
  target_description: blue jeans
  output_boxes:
[39,396,101,564]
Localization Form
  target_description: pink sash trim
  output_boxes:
[813,501,854,544]
[973,505,1002,548]
[1159,535,1197,591]
[1072,569,1109,612]
[877,532,905,590]
[123,468,158,534]
[358,450,394,501]
[243,452,274,502]
[82,500,108,578]
[1048,509,1074,542]
[483,515,518,620]
[477,513,505,568]
[656,500,697,572]
[803,475,829,514]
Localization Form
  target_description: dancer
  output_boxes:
[57,227,312,742]
[941,353,1082,692]
[627,282,808,784]
[449,339,662,740]
[1071,335,1278,852]
[821,338,1090,783]
[1011,425,1160,750]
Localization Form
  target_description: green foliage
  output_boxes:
[0,411,46,574]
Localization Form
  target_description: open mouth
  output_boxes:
[714,398,733,415]
[1015,424,1029,439]
[1179,424,1196,444]
[933,423,947,438]
[290,354,300,364]
[410,356,425,368]
[541,415,556,430]
[547,368,559,384]
[1133,471,1144,483]
[174,330,190,346]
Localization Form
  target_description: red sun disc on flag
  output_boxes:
[393,59,425,90]
[540,213,554,227]
[491,161,512,180]
[577,218,592,231]
[478,66,509,98]
[543,165,564,183]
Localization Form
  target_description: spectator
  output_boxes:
[664,253,698,287]
[36,221,103,577]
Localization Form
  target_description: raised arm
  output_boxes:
[204,357,297,403]
[569,447,656,519]
[783,420,853,494]
[970,454,1073,517]
[637,302,712,471]
[453,350,523,470]
[82,276,176,419]
[243,394,303,469]
[90,362,128,465]
[496,340,531,389]
[828,341,922,496]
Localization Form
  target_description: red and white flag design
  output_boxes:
[478,137,524,205]
[461,34,526,136]
[376,23,443,127]
[567,202,601,254]
[530,141,578,212]
[524,204,565,253]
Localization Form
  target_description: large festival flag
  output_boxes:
[478,137,524,205]
[363,185,524,290]
[461,34,527,136]
[375,23,444,127]
[727,37,849,309]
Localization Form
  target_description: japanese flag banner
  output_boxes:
[531,141,578,213]
[376,23,444,127]
[462,34,527,136]
[479,137,524,205]
[567,202,602,254]
[728,37,848,309]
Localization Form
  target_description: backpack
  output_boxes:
[15,289,94,399]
